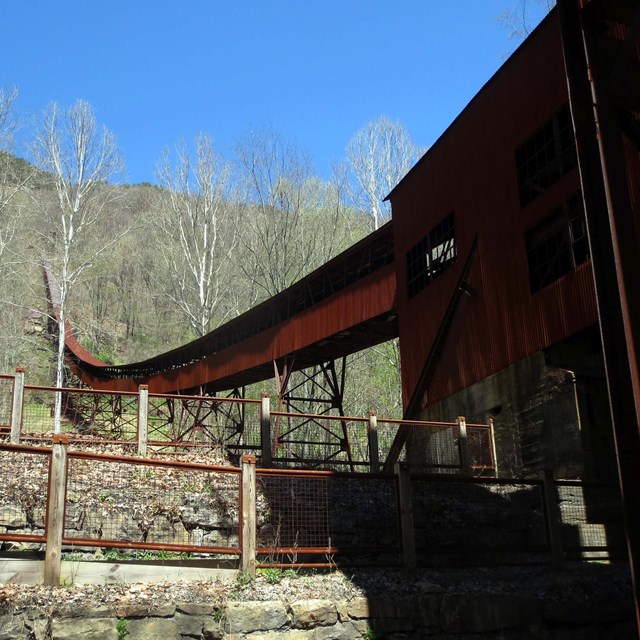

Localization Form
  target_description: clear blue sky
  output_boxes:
[3,1,548,185]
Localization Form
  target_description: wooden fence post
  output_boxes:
[488,416,499,478]
[540,468,563,570]
[137,385,149,456]
[44,434,68,586]
[260,393,272,468]
[457,415,470,475]
[368,412,380,473]
[395,462,416,573]
[241,454,257,577]
[10,367,25,444]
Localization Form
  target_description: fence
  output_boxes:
[1,369,496,474]
[0,439,626,585]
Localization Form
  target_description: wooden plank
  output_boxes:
[0,560,44,584]
[0,560,236,585]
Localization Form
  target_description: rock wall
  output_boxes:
[0,592,634,639]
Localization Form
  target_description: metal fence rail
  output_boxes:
[63,451,241,555]
[21,386,140,441]
[4,371,497,474]
[255,467,400,567]
[147,393,262,455]
[0,443,51,544]
[380,417,497,476]
[270,412,372,471]
[0,440,628,584]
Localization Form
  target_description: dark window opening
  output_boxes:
[516,104,577,207]
[526,195,589,293]
[407,212,457,298]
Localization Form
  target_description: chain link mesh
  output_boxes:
[0,446,50,542]
[256,471,399,566]
[64,455,240,554]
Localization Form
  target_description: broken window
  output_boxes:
[525,195,589,293]
[406,212,457,298]
[516,104,577,207]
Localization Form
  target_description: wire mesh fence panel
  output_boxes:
[218,399,261,458]
[63,454,241,555]
[272,414,370,471]
[147,395,261,456]
[256,471,399,566]
[376,421,403,465]
[0,445,50,543]
[467,425,496,476]
[556,480,626,558]
[22,388,57,435]
[406,423,462,474]
[411,476,547,567]
[0,376,13,437]
[62,390,138,441]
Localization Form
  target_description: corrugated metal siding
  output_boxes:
[391,12,599,410]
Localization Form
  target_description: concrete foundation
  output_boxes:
[409,327,617,480]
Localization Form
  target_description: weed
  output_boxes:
[361,627,376,640]
[102,549,193,562]
[257,567,297,584]
[116,618,129,640]
[235,570,254,588]
[212,607,225,624]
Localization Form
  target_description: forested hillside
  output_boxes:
[0,90,423,418]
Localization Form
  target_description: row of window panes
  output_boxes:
[406,213,457,298]
[516,104,577,207]
[525,195,589,293]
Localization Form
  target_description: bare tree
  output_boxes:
[497,0,556,41]
[234,128,354,300]
[346,115,423,232]
[32,100,126,432]
[154,134,236,337]
[0,86,26,258]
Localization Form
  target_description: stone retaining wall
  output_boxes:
[0,592,634,639]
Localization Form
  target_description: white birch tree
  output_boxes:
[32,100,125,432]
[346,115,423,232]
[154,134,236,337]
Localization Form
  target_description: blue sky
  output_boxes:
[4,1,549,185]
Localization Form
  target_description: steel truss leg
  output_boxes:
[273,357,355,471]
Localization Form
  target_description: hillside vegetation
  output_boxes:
[0,94,424,418]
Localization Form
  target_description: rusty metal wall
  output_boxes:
[389,12,599,410]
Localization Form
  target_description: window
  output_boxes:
[525,195,589,293]
[407,213,456,298]
[516,104,577,207]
